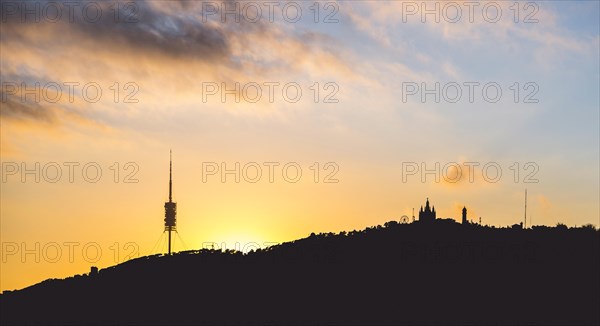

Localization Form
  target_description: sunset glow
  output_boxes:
[1,0,598,293]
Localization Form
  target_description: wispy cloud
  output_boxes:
[1,0,359,153]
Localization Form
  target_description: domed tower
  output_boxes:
[462,206,467,224]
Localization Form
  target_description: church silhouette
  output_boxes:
[418,198,436,223]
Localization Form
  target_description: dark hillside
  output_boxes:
[1,221,599,326]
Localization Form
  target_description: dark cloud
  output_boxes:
[1,0,231,60]
[0,90,105,131]
[0,94,56,124]
[0,72,95,126]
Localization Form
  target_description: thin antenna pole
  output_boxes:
[524,189,527,229]
[169,149,172,202]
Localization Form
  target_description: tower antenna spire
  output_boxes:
[169,149,172,202]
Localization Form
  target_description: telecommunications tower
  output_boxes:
[164,150,177,254]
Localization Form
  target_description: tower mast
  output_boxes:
[169,150,172,202]
[168,150,172,254]
[164,150,177,255]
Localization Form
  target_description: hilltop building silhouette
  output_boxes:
[418,198,436,223]
[417,199,473,225]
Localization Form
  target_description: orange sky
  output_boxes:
[1,0,599,292]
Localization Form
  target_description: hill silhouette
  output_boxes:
[1,220,599,325]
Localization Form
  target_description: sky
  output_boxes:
[1,0,598,292]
